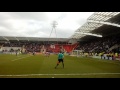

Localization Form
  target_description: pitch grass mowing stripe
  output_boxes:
[0,73,120,77]
[79,57,120,66]
[12,55,33,61]
[91,58,120,66]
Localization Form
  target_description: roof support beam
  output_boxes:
[87,20,120,28]
[2,36,9,41]
[75,32,102,37]
[14,37,19,41]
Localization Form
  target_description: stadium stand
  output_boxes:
[1,12,120,60]
[71,12,120,61]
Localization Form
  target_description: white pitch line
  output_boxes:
[0,73,120,77]
[12,55,32,61]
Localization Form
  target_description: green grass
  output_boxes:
[0,54,120,78]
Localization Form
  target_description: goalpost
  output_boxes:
[71,50,83,57]
[0,45,3,54]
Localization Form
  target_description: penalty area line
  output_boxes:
[12,55,33,61]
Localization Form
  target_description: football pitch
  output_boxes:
[0,54,120,78]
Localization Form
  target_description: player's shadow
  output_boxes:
[54,67,64,69]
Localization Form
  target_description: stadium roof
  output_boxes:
[1,12,120,42]
[0,36,69,42]
[70,12,120,40]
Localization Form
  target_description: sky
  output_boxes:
[0,12,94,38]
